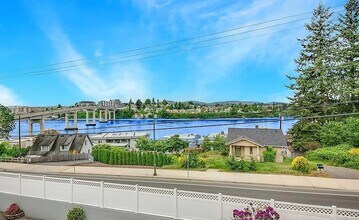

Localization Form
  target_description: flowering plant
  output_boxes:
[233,203,280,220]
[5,203,22,215]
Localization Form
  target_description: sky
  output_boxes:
[0,0,346,106]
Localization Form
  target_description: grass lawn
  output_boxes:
[200,151,323,176]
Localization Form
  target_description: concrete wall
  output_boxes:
[0,193,171,220]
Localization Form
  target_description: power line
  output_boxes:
[0,8,346,80]
[4,7,344,74]
[0,20,310,80]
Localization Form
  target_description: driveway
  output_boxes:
[324,166,359,179]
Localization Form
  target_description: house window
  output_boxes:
[41,146,50,151]
[250,147,253,155]
[60,145,70,151]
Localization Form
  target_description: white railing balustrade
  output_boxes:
[0,172,357,220]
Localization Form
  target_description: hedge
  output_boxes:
[92,145,172,167]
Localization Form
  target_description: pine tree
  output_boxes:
[287,3,336,150]
[336,0,359,112]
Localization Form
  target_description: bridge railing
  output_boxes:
[0,171,357,220]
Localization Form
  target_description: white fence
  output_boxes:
[0,172,358,220]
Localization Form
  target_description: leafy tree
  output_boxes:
[144,98,152,106]
[230,105,239,116]
[201,135,228,155]
[321,117,359,147]
[136,137,154,151]
[0,105,15,139]
[162,99,168,106]
[135,99,143,110]
[164,135,188,152]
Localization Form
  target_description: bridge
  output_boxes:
[16,106,124,135]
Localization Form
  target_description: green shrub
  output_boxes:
[177,151,201,168]
[248,158,256,171]
[67,207,85,220]
[291,156,309,173]
[226,157,250,172]
[263,147,276,162]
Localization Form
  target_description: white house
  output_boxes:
[90,132,150,149]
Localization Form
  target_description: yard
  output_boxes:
[162,151,325,177]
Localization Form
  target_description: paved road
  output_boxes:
[6,170,359,209]
[324,166,359,180]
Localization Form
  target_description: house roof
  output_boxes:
[226,128,287,147]
[30,134,92,156]
[30,135,58,156]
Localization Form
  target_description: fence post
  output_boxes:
[70,178,73,203]
[270,199,275,207]
[218,193,223,220]
[174,188,178,219]
[43,175,46,199]
[332,206,337,220]
[18,173,21,196]
[101,181,104,208]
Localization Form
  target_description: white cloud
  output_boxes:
[40,24,150,101]
[0,85,22,106]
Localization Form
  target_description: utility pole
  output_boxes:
[153,99,157,176]
[18,115,21,150]
[279,105,283,130]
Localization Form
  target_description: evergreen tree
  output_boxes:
[287,3,336,150]
[287,3,336,116]
[336,0,359,112]
[135,99,143,110]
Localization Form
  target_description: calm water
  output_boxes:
[11,118,296,138]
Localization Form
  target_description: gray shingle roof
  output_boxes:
[31,134,92,156]
[227,128,287,147]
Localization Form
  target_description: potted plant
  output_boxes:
[3,203,25,220]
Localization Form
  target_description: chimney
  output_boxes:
[255,125,259,129]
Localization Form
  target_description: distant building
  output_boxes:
[76,101,96,107]
[90,132,150,149]
[97,99,121,108]
[29,134,93,156]
[162,133,201,147]
[8,106,50,114]
[226,126,289,162]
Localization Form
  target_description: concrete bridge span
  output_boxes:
[16,107,123,135]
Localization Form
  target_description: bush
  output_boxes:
[67,207,85,220]
[226,157,250,172]
[306,144,359,169]
[291,156,309,173]
[349,148,359,156]
[263,147,276,162]
[177,150,202,168]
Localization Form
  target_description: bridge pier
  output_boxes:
[108,110,116,121]
[64,111,78,131]
[27,116,45,135]
[99,109,108,123]
[85,110,96,126]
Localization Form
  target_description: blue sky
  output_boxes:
[0,0,345,106]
